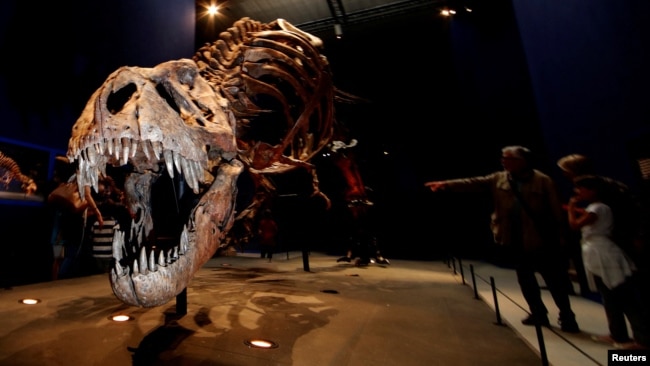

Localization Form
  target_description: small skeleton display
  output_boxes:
[0,150,37,194]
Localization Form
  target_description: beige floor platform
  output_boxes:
[0,252,621,365]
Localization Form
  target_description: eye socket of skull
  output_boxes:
[106,83,137,114]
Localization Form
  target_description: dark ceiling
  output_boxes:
[196,0,448,46]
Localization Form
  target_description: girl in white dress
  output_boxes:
[567,175,648,349]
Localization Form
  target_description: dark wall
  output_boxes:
[512,1,650,191]
[0,0,195,151]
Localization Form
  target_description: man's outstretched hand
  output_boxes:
[424,181,446,192]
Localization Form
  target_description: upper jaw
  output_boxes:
[68,130,232,196]
[66,60,238,196]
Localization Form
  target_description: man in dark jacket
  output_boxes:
[425,145,579,333]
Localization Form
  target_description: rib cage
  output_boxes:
[193,17,335,173]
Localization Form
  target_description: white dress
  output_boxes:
[581,202,635,291]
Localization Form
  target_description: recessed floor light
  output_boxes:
[19,298,40,305]
[110,314,134,322]
[244,339,278,349]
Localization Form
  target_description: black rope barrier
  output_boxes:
[449,257,604,366]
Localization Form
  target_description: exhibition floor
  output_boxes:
[0,252,617,366]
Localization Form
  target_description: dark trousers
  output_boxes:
[565,233,591,295]
[57,210,90,279]
[595,275,649,345]
[260,245,274,259]
[515,248,576,321]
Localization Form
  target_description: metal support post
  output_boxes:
[490,276,503,325]
[470,265,479,299]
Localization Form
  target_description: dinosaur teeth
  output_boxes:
[86,146,97,165]
[132,259,140,276]
[75,170,86,200]
[181,225,189,254]
[118,241,190,270]
[136,229,144,249]
[142,140,152,160]
[139,246,148,274]
[148,249,156,272]
[99,162,107,178]
[121,137,130,166]
[157,251,166,267]
[113,261,124,277]
[173,150,183,175]
[193,160,204,183]
[131,139,138,158]
[107,138,114,156]
[113,138,121,161]
[152,141,163,160]
[90,167,98,193]
[77,156,85,180]
[181,157,197,192]
[166,248,174,264]
[164,149,174,178]
[113,230,125,260]
[78,153,86,172]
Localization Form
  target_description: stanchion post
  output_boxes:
[470,265,479,299]
[535,324,549,366]
[176,288,187,315]
[458,258,465,285]
[490,276,503,325]
[302,249,310,272]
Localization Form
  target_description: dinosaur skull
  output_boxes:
[67,59,241,307]
[66,18,337,308]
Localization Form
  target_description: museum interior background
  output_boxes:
[1,0,649,287]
